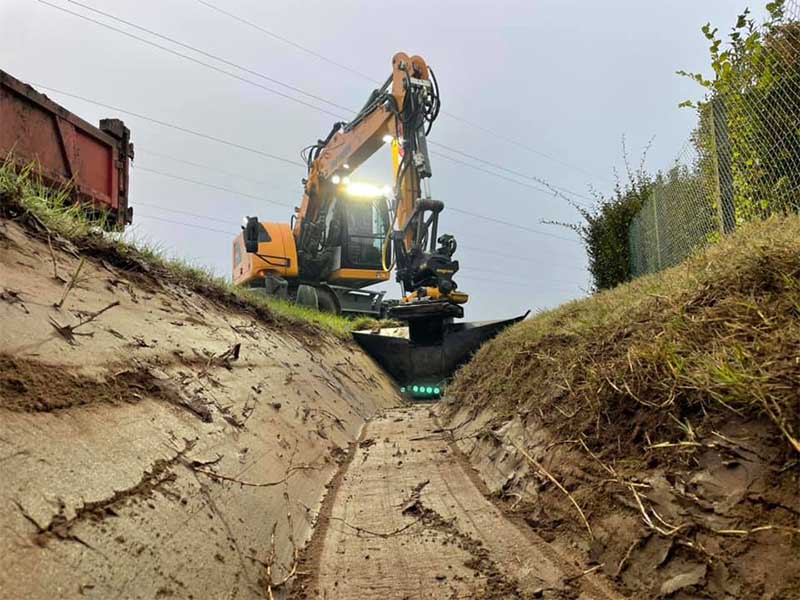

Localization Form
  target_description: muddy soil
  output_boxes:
[437,403,800,600]
[0,217,400,599]
[290,406,624,600]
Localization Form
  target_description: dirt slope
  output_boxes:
[437,217,800,599]
[0,216,400,599]
[291,406,624,600]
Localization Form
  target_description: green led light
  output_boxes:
[433,387,440,395]
[400,387,406,393]
[426,387,433,394]
[412,385,419,392]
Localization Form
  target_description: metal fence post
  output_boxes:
[711,97,736,234]
[652,188,662,271]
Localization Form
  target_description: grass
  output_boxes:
[449,213,800,454]
[0,161,389,339]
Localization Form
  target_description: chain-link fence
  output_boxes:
[629,0,800,277]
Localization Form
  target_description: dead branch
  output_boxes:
[579,437,618,477]
[306,407,345,428]
[614,538,641,577]
[564,563,603,583]
[208,343,241,368]
[299,500,425,539]
[627,483,687,537]
[263,443,303,598]
[713,524,800,536]
[49,300,120,344]
[47,234,64,282]
[511,440,594,540]
[265,522,278,600]
[56,257,85,308]
[507,492,524,511]
[191,463,318,488]
[196,342,242,379]
[188,454,223,468]
[0,288,29,314]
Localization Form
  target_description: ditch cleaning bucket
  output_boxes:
[353,310,529,390]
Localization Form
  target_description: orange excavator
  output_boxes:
[233,52,526,394]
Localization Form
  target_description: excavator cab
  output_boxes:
[327,190,390,272]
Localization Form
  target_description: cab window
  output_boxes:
[343,199,389,269]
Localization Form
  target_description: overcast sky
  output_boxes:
[1,0,750,320]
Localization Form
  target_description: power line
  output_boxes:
[38,84,573,242]
[190,0,608,183]
[135,166,294,210]
[193,0,381,85]
[430,150,589,211]
[130,171,585,277]
[457,274,547,289]
[62,0,353,114]
[41,0,595,208]
[134,200,244,225]
[458,266,583,287]
[134,213,235,235]
[38,0,344,120]
[137,149,584,247]
[132,165,589,289]
[33,84,304,168]
[139,148,301,191]
[437,112,609,183]
[447,205,576,243]
[428,140,594,204]
[457,243,587,273]
[135,213,581,290]
[135,163,575,244]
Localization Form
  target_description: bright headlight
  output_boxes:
[345,182,387,198]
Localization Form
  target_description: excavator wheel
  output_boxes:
[316,285,341,314]
[296,284,341,315]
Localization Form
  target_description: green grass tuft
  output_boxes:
[0,161,391,340]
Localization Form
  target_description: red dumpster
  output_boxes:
[0,70,133,227]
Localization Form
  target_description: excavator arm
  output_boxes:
[294,52,468,316]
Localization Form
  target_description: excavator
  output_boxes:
[232,52,526,395]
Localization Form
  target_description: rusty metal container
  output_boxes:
[0,70,133,227]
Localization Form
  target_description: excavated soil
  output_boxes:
[0,214,401,599]
[0,354,182,412]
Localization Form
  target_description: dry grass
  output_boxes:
[450,215,800,453]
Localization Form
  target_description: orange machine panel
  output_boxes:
[232,222,299,285]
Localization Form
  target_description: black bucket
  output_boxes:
[353,311,529,387]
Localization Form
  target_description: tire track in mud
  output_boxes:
[291,407,626,600]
